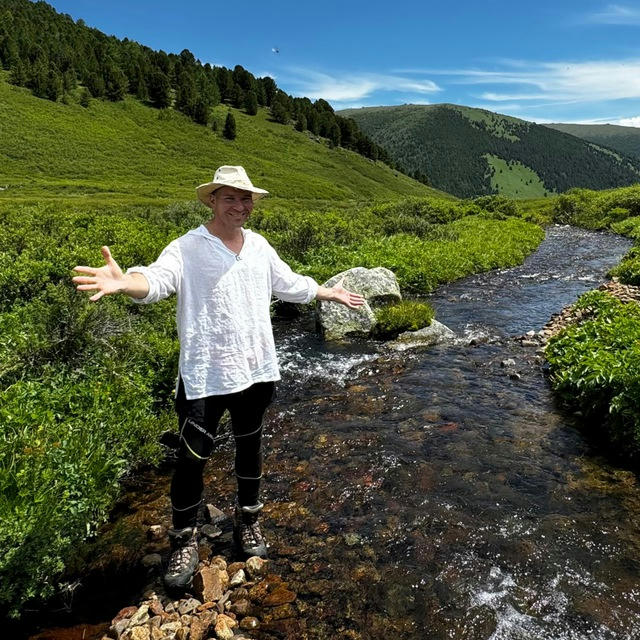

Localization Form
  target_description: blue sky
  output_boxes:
[47,0,640,126]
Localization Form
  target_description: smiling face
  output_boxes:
[209,185,255,232]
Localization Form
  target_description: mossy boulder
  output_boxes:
[316,267,401,340]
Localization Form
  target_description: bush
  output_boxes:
[373,300,434,338]
[545,290,640,462]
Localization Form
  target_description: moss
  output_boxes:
[373,300,435,339]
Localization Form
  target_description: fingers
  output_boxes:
[73,266,98,276]
[89,291,105,302]
[72,276,97,284]
[101,246,112,263]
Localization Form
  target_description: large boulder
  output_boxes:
[316,267,402,340]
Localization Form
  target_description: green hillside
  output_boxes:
[545,122,640,161]
[0,75,444,206]
[339,104,640,199]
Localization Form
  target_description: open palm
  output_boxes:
[72,246,124,301]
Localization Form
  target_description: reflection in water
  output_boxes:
[261,226,639,639]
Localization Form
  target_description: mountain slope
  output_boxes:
[339,104,640,198]
[545,123,640,161]
[0,76,445,205]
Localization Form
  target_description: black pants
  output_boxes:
[170,378,275,529]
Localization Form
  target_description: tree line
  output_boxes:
[0,0,390,163]
[346,105,640,198]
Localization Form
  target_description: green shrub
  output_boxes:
[545,290,640,461]
[374,300,435,338]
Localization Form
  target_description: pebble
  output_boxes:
[129,605,150,626]
[178,598,201,615]
[500,359,516,367]
[141,554,162,570]
[205,504,227,524]
[245,556,268,578]
[148,525,165,540]
[229,569,246,586]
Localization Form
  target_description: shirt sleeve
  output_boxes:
[268,245,318,304]
[125,240,183,304]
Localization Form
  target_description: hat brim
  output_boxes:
[196,182,269,206]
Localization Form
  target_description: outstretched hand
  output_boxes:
[326,277,366,309]
[72,246,125,302]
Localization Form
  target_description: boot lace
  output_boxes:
[240,512,264,547]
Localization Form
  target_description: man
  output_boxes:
[72,166,364,590]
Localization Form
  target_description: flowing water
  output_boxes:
[21,226,640,640]
[263,226,640,639]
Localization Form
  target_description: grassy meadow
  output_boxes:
[2,72,640,617]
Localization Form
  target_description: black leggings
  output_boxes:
[170,378,275,529]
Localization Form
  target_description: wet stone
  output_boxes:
[263,587,297,607]
[229,598,251,616]
[112,618,131,638]
[205,504,227,524]
[245,556,268,578]
[193,567,226,602]
[263,603,297,621]
[239,616,260,630]
[148,525,166,540]
[113,606,138,625]
[148,600,164,617]
[227,561,245,575]
[141,554,162,570]
[229,569,246,586]
[200,524,222,540]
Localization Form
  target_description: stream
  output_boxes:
[22,226,640,640]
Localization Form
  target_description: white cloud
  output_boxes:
[425,59,640,105]
[282,68,441,103]
[617,116,640,127]
[584,4,640,25]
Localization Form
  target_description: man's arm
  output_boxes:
[73,246,150,301]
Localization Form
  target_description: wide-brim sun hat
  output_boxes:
[196,165,269,205]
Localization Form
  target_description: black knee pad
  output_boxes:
[178,415,217,462]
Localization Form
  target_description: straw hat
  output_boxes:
[196,166,269,205]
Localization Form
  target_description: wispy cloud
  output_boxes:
[583,4,640,25]
[282,68,441,103]
[400,59,640,106]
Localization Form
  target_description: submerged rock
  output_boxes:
[389,319,456,350]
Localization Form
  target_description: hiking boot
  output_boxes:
[234,504,268,558]
[164,526,199,590]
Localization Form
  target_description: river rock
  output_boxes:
[129,605,150,626]
[126,627,150,640]
[214,613,237,639]
[391,319,456,349]
[245,556,268,578]
[178,597,201,615]
[316,267,401,340]
[229,569,246,586]
[193,566,227,602]
[189,611,217,640]
[239,616,260,630]
[263,587,297,607]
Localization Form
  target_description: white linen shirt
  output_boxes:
[126,225,318,399]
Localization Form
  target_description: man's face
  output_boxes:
[211,186,254,227]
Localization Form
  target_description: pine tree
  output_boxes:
[223,111,236,140]
[244,89,258,116]
[148,70,171,108]
[295,114,306,132]
[9,59,27,86]
[79,87,91,107]
[192,98,209,125]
